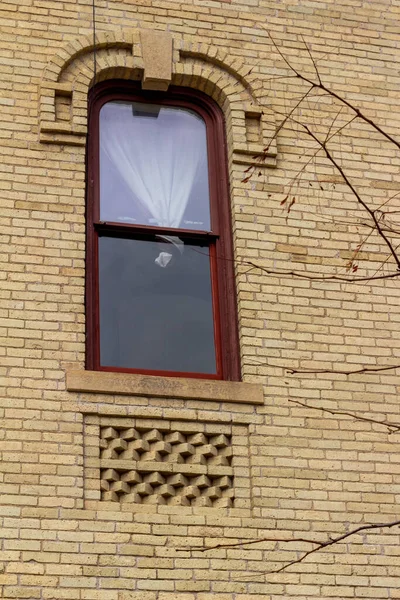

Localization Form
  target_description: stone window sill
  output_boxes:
[66,370,263,405]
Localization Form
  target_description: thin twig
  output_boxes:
[301,35,322,85]
[268,32,400,151]
[288,399,400,434]
[268,519,400,575]
[294,121,400,269]
[263,85,314,154]
[243,261,400,282]
[324,106,344,143]
[281,114,358,207]
[287,363,400,375]
[190,247,400,282]
[186,520,400,575]
[267,31,301,76]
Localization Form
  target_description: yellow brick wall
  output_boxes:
[1,0,400,598]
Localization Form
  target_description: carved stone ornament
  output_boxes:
[83,415,252,511]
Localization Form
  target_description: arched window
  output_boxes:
[86,81,239,380]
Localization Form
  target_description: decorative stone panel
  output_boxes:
[84,415,251,510]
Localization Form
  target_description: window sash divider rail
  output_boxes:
[94,221,219,240]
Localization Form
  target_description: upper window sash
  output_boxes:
[99,100,212,233]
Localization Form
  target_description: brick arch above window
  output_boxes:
[38,30,277,169]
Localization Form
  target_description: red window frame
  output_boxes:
[86,80,240,381]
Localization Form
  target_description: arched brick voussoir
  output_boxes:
[177,40,259,105]
[38,30,137,144]
[71,63,143,131]
[175,39,279,168]
[171,60,275,169]
[173,62,250,110]
[38,29,276,164]
[171,67,234,134]
[172,41,277,168]
[39,41,141,146]
[41,31,135,86]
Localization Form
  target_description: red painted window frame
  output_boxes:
[86,80,240,381]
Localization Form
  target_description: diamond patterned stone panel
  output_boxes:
[98,421,235,507]
[99,425,233,466]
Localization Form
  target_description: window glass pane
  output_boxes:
[99,236,217,374]
[100,101,211,231]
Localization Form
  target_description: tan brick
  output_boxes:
[2,1,400,599]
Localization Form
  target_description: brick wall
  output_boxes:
[1,1,400,598]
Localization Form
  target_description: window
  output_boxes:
[86,81,239,380]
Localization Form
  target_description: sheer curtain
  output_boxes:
[101,102,207,217]
[100,102,208,266]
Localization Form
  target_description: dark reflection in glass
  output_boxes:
[99,236,217,374]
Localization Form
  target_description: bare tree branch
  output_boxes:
[288,399,400,434]
[291,121,400,269]
[268,32,400,151]
[280,113,359,213]
[242,262,400,282]
[243,35,400,278]
[267,31,302,77]
[256,34,400,274]
[287,364,400,375]
[192,249,400,282]
[301,35,322,85]
[222,33,400,583]
[268,519,400,575]
[185,520,400,576]
[262,85,315,155]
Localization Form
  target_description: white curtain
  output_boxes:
[100,102,206,229]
